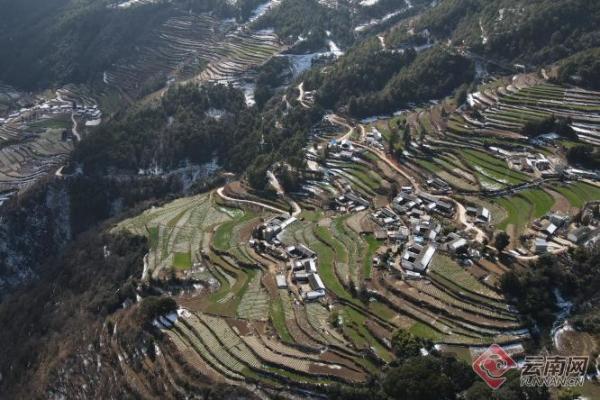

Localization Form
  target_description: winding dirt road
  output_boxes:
[353,140,488,242]
[327,114,355,141]
[216,187,288,215]
[297,82,310,109]
[267,170,301,217]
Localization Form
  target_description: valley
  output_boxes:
[1,1,600,399]
[111,68,600,394]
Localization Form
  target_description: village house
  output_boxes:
[304,278,326,300]
[568,226,592,244]
[336,191,370,211]
[466,206,491,224]
[448,237,468,253]
[534,238,549,254]
[426,177,451,193]
[400,243,436,274]
[287,244,317,259]
[275,274,287,289]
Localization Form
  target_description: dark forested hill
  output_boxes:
[73,82,320,177]
[0,0,250,89]
[404,0,600,66]
[2,0,600,398]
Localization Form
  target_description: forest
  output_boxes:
[558,47,600,90]
[0,0,257,89]
[501,245,600,338]
[302,44,473,118]
[403,0,600,66]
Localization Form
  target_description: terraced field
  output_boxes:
[465,82,600,146]
[103,13,283,102]
[0,86,98,198]
[493,189,554,233]
[554,182,600,209]
[110,66,600,393]
[116,192,241,278]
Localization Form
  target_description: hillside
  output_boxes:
[1,0,600,399]
[0,0,253,89]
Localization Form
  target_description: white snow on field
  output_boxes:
[206,108,226,120]
[283,53,323,76]
[378,35,386,50]
[498,8,505,21]
[355,9,405,32]
[248,0,281,23]
[238,82,256,106]
[113,0,164,9]
[328,40,344,57]
[85,118,102,127]
[480,19,488,45]
[283,39,345,75]
[360,0,380,6]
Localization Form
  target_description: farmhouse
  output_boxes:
[275,274,287,289]
[466,206,491,224]
[400,243,436,274]
[477,207,491,223]
[294,258,317,274]
[426,177,451,193]
[302,273,326,301]
[568,226,591,244]
[287,244,317,259]
[387,227,410,242]
[253,215,290,242]
[544,223,558,236]
[336,191,370,211]
[534,239,549,254]
[448,238,468,253]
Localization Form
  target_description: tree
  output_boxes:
[247,164,268,190]
[137,296,177,326]
[389,128,399,156]
[382,357,455,400]
[391,329,423,360]
[499,271,522,298]
[465,370,549,400]
[494,231,511,253]
[403,124,412,150]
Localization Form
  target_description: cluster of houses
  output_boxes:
[328,139,356,161]
[1,93,101,132]
[521,205,600,255]
[392,191,455,218]
[249,216,296,260]
[249,215,326,301]
[286,244,326,301]
[305,139,376,213]
[333,190,370,213]
[364,127,384,150]
[565,205,600,249]
[426,177,451,194]
[489,146,559,178]
[465,206,492,225]
[370,188,463,279]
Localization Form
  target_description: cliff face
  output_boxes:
[0,181,72,295]
[0,167,219,297]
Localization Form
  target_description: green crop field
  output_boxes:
[459,149,529,186]
[495,195,533,232]
[519,189,555,218]
[555,182,600,208]
[173,252,192,270]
